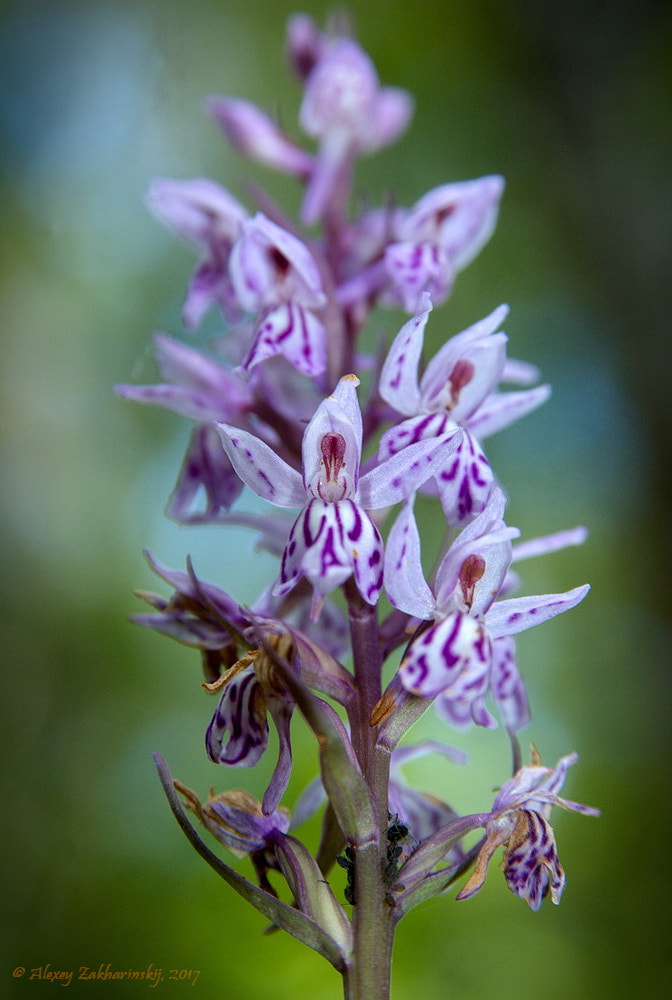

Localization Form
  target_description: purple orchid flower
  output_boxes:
[456,748,599,910]
[216,374,461,619]
[176,782,291,857]
[115,333,254,522]
[298,37,413,224]
[383,177,504,311]
[229,213,328,376]
[384,489,589,727]
[336,178,504,314]
[378,293,550,525]
[146,178,248,329]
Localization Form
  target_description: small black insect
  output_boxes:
[386,815,409,845]
[383,814,410,884]
[336,845,356,905]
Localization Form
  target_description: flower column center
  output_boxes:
[317,432,348,501]
[459,552,485,609]
[446,358,475,408]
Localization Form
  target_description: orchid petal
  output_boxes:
[204,790,291,854]
[511,526,588,563]
[215,423,305,507]
[186,255,244,328]
[345,505,385,606]
[331,373,364,448]
[140,551,250,633]
[383,498,435,620]
[146,177,248,250]
[262,701,294,814]
[490,635,530,733]
[167,424,245,523]
[205,666,268,767]
[434,430,496,527]
[399,612,492,700]
[116,383,224,423]
[486,584,590,640]
[230,213,326,311]
[359,431,461,509]
[153,334,251,405]
[378,412,455,461]
[403,176,504,273]
[384,240,449,312]
[502,810,565,909]
[206,97,314,178]
[378,293,431,416]
[432,487,516,612]
[390,741,468,769]
[466,384,551,440]
[362,86,414,152]
[302,375,362,494]
[276,499,383,607]
[241,302,327,377]
[116,337,251,423]
[501,357,541,386]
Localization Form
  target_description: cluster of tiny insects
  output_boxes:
[337,815,411,906]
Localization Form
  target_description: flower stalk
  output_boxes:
[118,13,599,1000]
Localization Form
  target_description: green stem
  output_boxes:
[344,842,395,1000]
[343,580,395,1000]
[344,579,389,826]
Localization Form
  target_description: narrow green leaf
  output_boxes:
[152,753,349,971]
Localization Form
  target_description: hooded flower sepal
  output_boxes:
[229,213,328,376]
[382,177,504,311]
[456,748,600,910]
[337,179,503,312]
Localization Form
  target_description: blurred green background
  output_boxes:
[1,0,670,997]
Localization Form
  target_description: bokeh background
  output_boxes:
[2,0,670,997]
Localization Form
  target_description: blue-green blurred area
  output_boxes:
[1,0,670,997]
